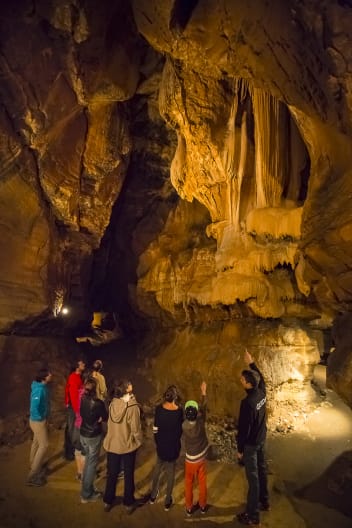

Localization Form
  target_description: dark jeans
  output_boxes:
[64,406,76,459]
[151,456,176,503]
[243,442,269,520]
[103,450,137,506]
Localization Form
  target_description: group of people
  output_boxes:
[27,350,269,526]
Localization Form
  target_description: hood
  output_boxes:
[109,395,137,423]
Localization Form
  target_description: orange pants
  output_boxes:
[185,459,207,509]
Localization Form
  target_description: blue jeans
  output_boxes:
[80,434,102,499]
[243,442,268,520]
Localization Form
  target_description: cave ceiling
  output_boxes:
[0,0,352,336]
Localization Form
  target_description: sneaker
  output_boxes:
[26,477,46,487]
[80,492,102,504]
[164,498,172,511]
[149,490,159,504]
[200,505,207,514]
[185,507,193,517]
[237,512,260,526]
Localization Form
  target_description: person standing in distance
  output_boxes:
[26,367,52,486]
[236,349,269,526]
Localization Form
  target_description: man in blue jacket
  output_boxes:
[236,350,269,526]
[26,367,52,486]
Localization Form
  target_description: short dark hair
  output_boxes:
[92,359,103,372]
[35,367,50,382]
[84,377,97,398]
[242,369,260,389]
[163,385,179,403]
[69,357,86,373]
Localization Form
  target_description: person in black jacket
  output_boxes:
[149,385,183,511]
[79,377,108,503]
[236,350,269,526]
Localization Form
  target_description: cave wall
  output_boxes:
[149,320,321,420]
[1,0,352,423]
[0,0,140,329]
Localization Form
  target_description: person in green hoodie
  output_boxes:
[26,367,52,486]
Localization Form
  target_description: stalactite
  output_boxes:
[170,132,187,197]
[287,117,308,203]
[250,86,288,208]
[222,78,239,225]
[222,78,249,230]
[233,109,248,228]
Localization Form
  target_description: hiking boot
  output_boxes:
[80,492,102,503]
[237,512,261,526]
[164,498,172,511]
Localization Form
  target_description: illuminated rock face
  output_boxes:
[1,1,352,408]
[150,320,321,419]
[132,0,352,325]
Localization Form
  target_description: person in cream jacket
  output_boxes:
[103,379,143,512]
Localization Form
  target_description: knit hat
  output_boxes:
[185,400,199,410]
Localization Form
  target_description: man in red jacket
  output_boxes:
[64,358,86,460]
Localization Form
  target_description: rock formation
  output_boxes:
[1,0,352,432]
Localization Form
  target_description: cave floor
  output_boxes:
[0,366,351,528]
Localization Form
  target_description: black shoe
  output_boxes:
[237,512,260,526]
[164,498,172,511]
[125,497,147,514]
